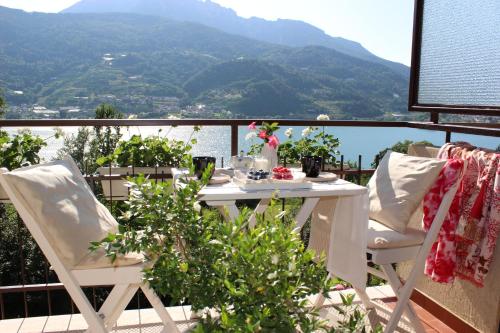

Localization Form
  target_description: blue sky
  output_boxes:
[0,0,415,65]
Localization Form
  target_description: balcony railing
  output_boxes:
[0,118,498,321]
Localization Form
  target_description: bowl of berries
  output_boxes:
[233,167,311,190]
[272,166,294,180]
[247,169,270,181]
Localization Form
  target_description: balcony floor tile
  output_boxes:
[0,286,458,332]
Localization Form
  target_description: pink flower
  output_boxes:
[258,130,268,139]
[267,135,279,149]
[334,284,346,291]
[248,122,257,130]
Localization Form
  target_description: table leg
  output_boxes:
[206,200,240,222]
[248,198,271,228]
[294,197,320,230]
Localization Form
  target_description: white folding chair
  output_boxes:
[313,153,466,333]
[364,160,466,333]
[0,158,180,333]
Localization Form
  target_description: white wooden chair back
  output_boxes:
[0,167,75,279]
[369,160,468,333]
[0,167,180,333]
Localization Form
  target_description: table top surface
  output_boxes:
[172,168,367,201]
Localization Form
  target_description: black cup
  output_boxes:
[302,156,322,178]
[193,156,216,180]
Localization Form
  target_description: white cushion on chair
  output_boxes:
[1,157,142,269]
[74,249,144,270]
[367,219,425,249]
[367,151,445,233]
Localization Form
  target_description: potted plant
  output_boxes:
[279,115,340,177]
[96,127,199,199]
[246,121,280,171]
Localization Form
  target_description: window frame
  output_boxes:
[408,0,500,116]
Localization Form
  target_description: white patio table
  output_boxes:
[172,169,369,291]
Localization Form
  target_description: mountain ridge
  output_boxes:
[0,6,408,119]
[61,0,409,76]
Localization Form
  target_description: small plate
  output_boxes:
[209,174,231,185]
[305,172,338,182]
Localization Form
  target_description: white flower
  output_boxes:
[302,126,314,137]
[271,254,279,265]
[316,114,330,121]
[245,131,257,141]
[193,201,202,212]
[53,127,65,139]
[267,271,278,280]
[121,211,132,221]
[1,143,12,151]
[17,128,31,135]
[284,128,293,138]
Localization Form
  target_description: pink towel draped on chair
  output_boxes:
[423,142,500,286]
[422,158,464,283]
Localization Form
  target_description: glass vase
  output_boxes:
[261,143,278,171]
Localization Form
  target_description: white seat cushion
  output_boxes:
[367,219,426,249]
[74,249,144,270]
[367,151,445,233]
[1,157,142,268]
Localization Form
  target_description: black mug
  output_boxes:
[302,156,322,178]
[193,156,216,180]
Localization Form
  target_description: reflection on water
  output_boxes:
[5,126,231,168]
[4,125,498,168]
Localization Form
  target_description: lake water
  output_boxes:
[4,125,499,168]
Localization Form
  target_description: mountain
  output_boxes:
[0,6,408,119]
[62,0,409,76]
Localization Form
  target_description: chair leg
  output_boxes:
[141,283,180,333]
[354,287,375,309]
[381,264,425,333]
[312,272,331,309]
[59,276,108,333]
[98,284,139,330]
[313,292,326,308]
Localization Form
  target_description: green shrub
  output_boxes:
[92,172,334,332]
[57,104,123,173]
[97,134,195,168]
[0,130,47,170]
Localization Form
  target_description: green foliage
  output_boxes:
[371,140,435,168]
[57,104,123,173]
[93,104,123,158]
[92,175,334,332]
[329,293,383,333]
[97,131,197,168]
[258,121,280,137]
[278,127,340,165]
[57,127,93,172]
[0,130,47,170]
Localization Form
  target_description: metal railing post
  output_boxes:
[231,124,238,157]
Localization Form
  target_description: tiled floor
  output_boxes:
[382,299,455,333]
[0,285,457,333]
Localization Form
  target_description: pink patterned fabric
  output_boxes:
[422,159,464,283]
[426,143,500,286]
